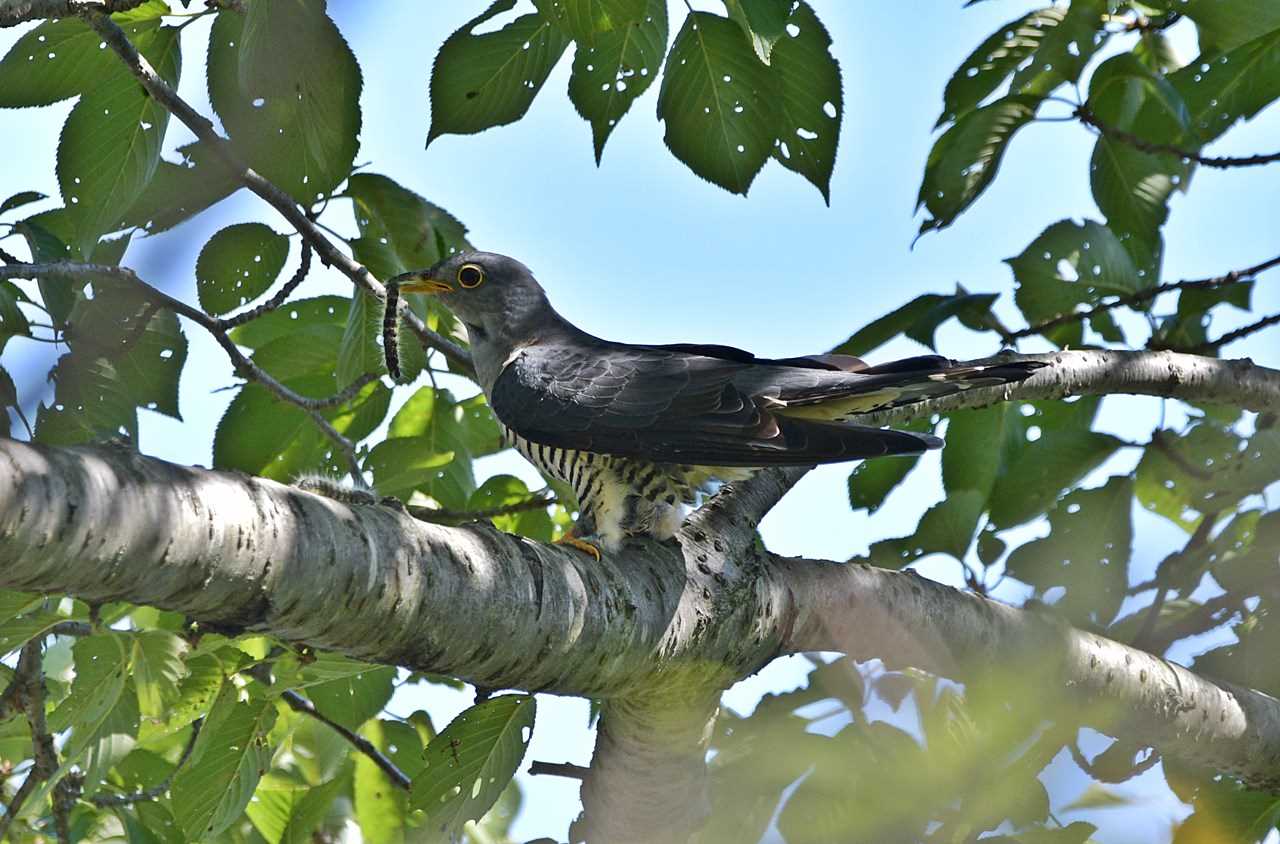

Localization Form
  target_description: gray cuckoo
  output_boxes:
[390,251,1041,558]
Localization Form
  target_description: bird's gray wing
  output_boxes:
[489,344,940,466]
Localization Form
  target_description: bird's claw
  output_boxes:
[555,533,603,561]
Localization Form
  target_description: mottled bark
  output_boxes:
[0,0,143,27]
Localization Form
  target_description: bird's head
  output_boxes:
[391,251,552,344]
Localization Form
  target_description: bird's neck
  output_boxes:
[468,303,581,394]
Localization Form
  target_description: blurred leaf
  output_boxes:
[1134,30,1182,74]
[195,223,290,316]
[723,0,788,64]
[0,281,31,353]
[917,94,1037,235]
[246,768,349,844]
[131,630,190,719]
[140,652,222,740]
[408,695,536,839]
[427,0,571,144]
[469,474,554,541]
[1007,0,1107,96]
[1179,0,1280,54]
[1173,779,1280,843]
[567,0,667,163]
[0,190,46,216]
[355,719,424,844]
[534,0,647,44]
[121,140,242,235]
[35,354,140,445]
[657,12,779,195]
[56,23,180,252]
[1170,28,1280,146]
[847,417,933,513]
[834,291,996,357]
[768,2,842,202]
[306,665,396,732]
[208,1,361,203]
[170,682,277,840]
[1006,476,1133,626]
[1214,510,1279,596]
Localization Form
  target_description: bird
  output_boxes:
[389,251,1042,558]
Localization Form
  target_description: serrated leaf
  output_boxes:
[371,387,483,507]
[208,2,361,203]
[657,12,779,195]
[0,15,160,108]
[195,223,290,316]
[534,0,647,44]
[769,2,841,202]
[1006,477,1132,626]
[1170,29,1280,145]
[56,23,180,252]
[171,682,277,840]
[306,665,396,732]
[427,0,571,144]
[121,140,242,235]
[917,95,1037,234]
[140,652,222,741]
[0,190,46,216]
[936,8,1067,127]
[46,635,137,795]
[409,694,536,839]
[566,0,667,163]
[347,173,472,276]
[132,630,190,719]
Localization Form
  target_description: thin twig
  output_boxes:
[1189,311,1280,354]
[1133,512,1217,651]
[529,760,589,780]
[406,494,555,523]
[78,8,474,376]
[1077,104,1280,168]
[279,690,411,790]
[0,262,367,481]
[1009,253,1280,341]
[90,720,202,807]
[0,641,58,842]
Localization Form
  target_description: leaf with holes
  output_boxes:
[1005,477,1133,627]
[171,682,277,840]
[427,0,571,144]
[228,295,349,350]
[1007,0,1107,97]
[208,2,361,203]
[769,2,841,202]
[0,190,46,216]
[534,0,647,44]
[56,23,180,252]
[1170,29,1280,146]
[567,0,667,163]
[657,12,780,195]
[195,223,289,316]
[917,95,1037,235]
[122,140,242,235]
[1179,0,1280,54]
[347,173,472,276]
[409,694,536,839]
[34,354,139,445]
[306,665,396,732]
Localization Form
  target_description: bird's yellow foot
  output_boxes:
[555,532,603,561]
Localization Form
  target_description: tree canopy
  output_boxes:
[0,1,1279,842]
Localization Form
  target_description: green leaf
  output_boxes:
[657,12,780,195]
[121,140,243,235]
[140,652,222,741]
[1170,29,1280,145]
[0,190,46,216]
[228,294,349,349]
[49,634,130,757]
[936,8,1067,127]
[246,769,349,844]
[305,665,396,732]
[533,0,647,44]
[170,682,277,840]
[0,15,161,108]
[917,95,1038,235]
[1005,476,1133,627]
[371,387,485,507]
[409,695,536,839]
[1007,0,1107,96]
[0,281,31,353]
[56,23,181,252]
[1215,511,1280,596]
[195,223,290,316]
[833,290,997,357]
[366,438,460,504]
[35,354,140,445]
[347,173,472,276]
[455,394,506,458]
[1174,778,1280,842]
[131,630,190,719]
[1006,219,1144,347]
[427,0,571,144]
[724,0,788,64]
[469,474,554,541]
[566,0,667,163]
[768,2,842,202]
[208,2,361,203]
[0,607,67,655]
[847,417,933,513]
[354,720,423,844]
[1179,0,1280,54]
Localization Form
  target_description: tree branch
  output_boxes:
[0,640,59,841]
[1077,104,1280,169]
[0,0,143,27]
[277,689,411,790]
[77,7,475,376]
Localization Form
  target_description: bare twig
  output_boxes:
[1009,253,1280,341]
[0,262,368,481]
[529,760,589,780]
[406,494,555,523]
[90,720,202,807]
[1077,104,1280,168]
[279,690,411,790]
[1190,311,1280,354]
[78,8,474,376]
[0,641,58,842]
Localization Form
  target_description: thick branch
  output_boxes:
[857,350,1280,427]
[777,557,1280,792]
[0,0,143,26]
[77,8,474,375]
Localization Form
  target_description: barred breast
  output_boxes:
[499,424,697,550]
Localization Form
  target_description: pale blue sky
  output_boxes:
[3,2,1279,841]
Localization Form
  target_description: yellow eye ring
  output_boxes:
[458,263,485,288]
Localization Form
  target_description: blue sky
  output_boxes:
[3,2,1279,841]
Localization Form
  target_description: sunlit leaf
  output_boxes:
[195,223,290,316]
[768,2,841,202]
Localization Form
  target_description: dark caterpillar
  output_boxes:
[382,279,403,382]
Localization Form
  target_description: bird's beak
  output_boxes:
[390,271,453,295]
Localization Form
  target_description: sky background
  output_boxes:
[3,1,1279,841]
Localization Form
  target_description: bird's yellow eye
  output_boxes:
[458,263,485,289]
